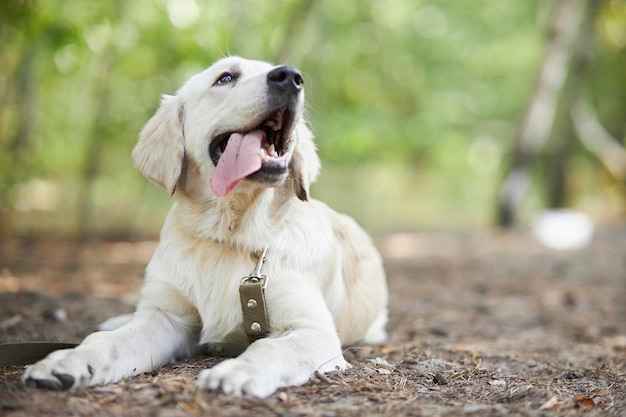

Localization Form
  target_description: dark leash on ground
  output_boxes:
[0,342,78,367]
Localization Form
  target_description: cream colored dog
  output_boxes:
[23,57,388,398]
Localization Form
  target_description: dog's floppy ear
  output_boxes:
[132,94,185,196]
[289,126,320,201]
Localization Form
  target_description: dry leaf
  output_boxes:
[379,345,401,355]
[573,395,596,406]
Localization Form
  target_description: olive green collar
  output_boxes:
[239,245,270,343]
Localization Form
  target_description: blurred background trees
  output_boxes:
[1,0,625,240]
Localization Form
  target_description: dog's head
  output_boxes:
[132,57,320,202]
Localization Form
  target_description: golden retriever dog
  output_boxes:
[23,57,388,397]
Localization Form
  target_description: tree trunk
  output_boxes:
[497,0,587,227]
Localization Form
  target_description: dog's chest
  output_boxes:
[190,255,259,342]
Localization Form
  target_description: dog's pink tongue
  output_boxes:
[210,131,264,196]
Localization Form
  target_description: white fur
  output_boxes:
[23,57,388,398]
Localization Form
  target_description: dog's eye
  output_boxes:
[214,72,236,86]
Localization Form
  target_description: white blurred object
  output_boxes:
[532,209,594,250]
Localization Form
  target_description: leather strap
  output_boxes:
[239,245,271,343]
[239,277,270,343]
[0,342,78,367]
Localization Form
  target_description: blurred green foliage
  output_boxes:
[1,0,625,237]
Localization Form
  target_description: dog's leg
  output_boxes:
[196,283,348,398]
[98,313,134,331]
[23,288,199,390]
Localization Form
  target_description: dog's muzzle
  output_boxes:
[208,66,304,196]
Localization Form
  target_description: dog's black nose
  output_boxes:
[267,66,303,93]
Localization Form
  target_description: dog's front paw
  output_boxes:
[196,358,275,398]
[22,349,94,391]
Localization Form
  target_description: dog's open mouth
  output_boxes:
[209,107,294,196]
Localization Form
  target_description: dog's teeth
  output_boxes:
[267,143,275,156]
[266,120,281,131]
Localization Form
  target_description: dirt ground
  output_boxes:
[1,226,625,416]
